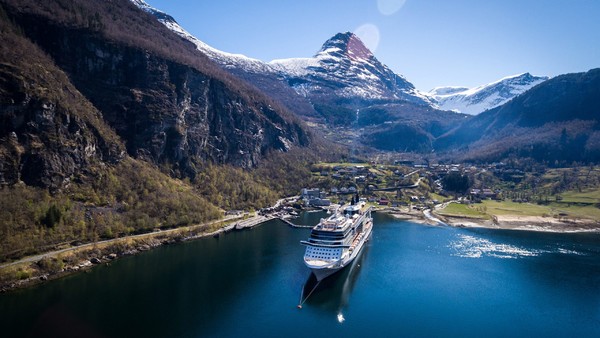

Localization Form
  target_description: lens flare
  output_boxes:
[353,24,380,53]
[377,0,407,15]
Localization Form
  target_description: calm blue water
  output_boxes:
[1,212,600,337]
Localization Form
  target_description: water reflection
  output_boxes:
[4,213,600,337]
[301,245,369,320]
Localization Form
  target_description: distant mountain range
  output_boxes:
[436,68,600,163]
[134,0,548,118]
[133,0,600,163]
[133,1,434,121]
[428,73,549,115]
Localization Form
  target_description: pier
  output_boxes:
[278,217,311,228]
[234,215,277,230]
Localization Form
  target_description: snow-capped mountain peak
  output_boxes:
[131,0,433,106]
[428,72,549,115]
[271,32,433,104]
[315,32,374,62]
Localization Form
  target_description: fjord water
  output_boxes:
[2,212,600,337]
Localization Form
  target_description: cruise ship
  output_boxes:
[300,197,373,281]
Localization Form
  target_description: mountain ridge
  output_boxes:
[435,68,600,163]
[428,73,549,115]
[131,1,433,110]
[130,0,466,152]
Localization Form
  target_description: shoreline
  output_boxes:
[0,209,289,293]
[4,203,599,293]
[376,207,600,233]
[438,214,600,233]
[0,195,299,293]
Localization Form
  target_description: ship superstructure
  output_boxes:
[301,197,373,281]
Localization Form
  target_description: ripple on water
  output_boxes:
[448,234,586,259]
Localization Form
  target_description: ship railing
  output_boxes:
[300,240,350,248]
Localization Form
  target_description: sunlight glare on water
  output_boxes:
[449,233,588,259]
[2,214,600,337]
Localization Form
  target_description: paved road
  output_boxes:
[370,176,424,191]
[1,195,299,269]
[0,214,242,269]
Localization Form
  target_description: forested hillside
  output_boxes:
[0,0,323,262]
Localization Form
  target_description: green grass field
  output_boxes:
[559,189,600,204]
[481,200,553,217]
[550,203,600,220]
[438,199,600,221]
[437,203,489,219]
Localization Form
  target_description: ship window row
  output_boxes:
[308,238,344,244]
[306,248,341,259]
[310,248,340,253]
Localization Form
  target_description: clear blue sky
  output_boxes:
[145,0,600,91]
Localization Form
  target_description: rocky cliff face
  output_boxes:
[32,25,308,171]
[0,16,124,190]
[1,0,310,183]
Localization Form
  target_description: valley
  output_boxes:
[0,0,599,300]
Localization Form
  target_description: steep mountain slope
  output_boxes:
[131,0,468,153]
[429,73,548,115]
[131,0,321,121]
[0,10,124,190]
[436,68,600,163]
[2,0,310,179]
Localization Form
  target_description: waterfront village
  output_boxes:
[254,160,600,231]
[254,161,501,216]
[3,159,600,292]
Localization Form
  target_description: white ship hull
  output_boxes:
[302,202,373,281]
[309,223,372,281]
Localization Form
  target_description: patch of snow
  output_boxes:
[428,73,549,115]
[131,0,435,106]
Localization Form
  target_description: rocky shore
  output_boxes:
[0,217,240,293]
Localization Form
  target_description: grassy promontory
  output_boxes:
[435,199,600,232]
